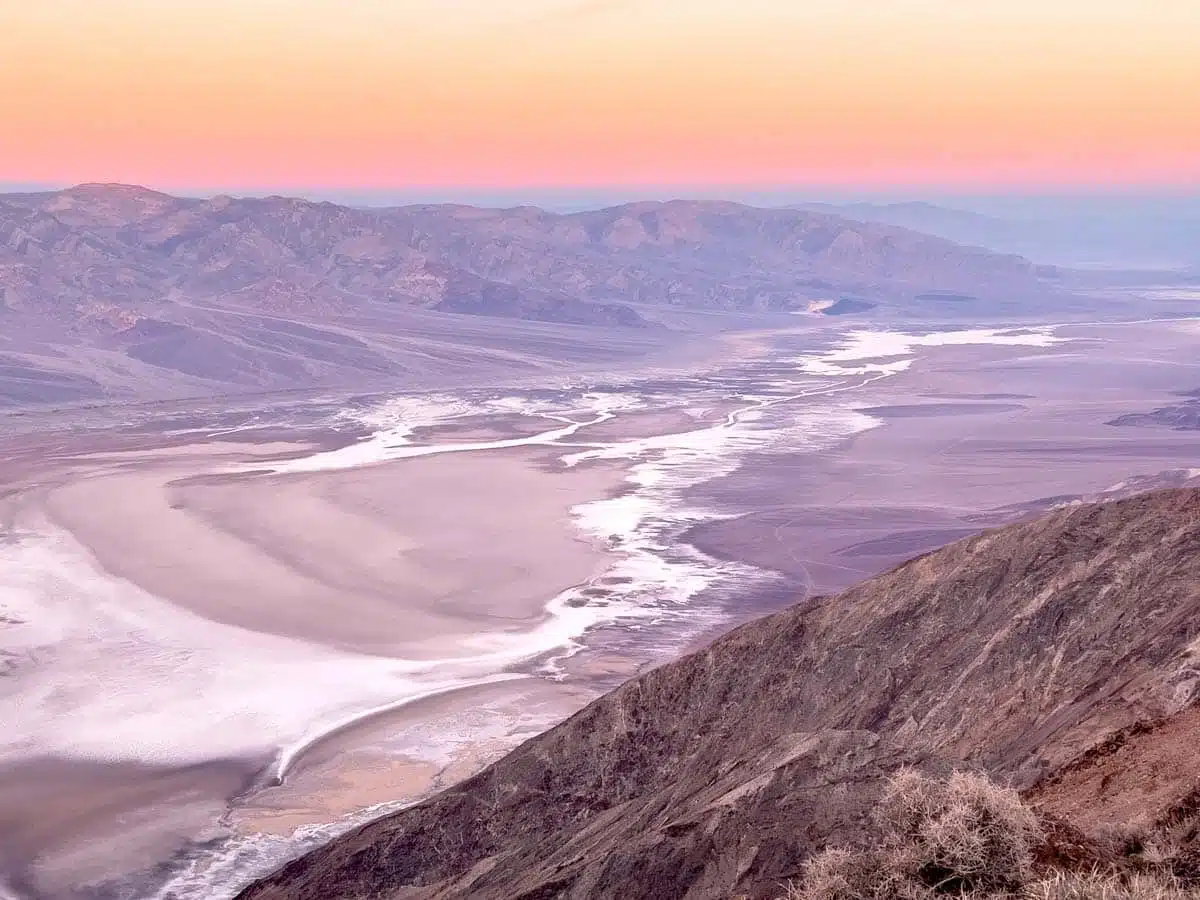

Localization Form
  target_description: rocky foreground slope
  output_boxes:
[239,489,1200,900]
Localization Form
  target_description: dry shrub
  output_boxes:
[1143,791,1200,884]
[784,769,1042,900]
[781,773,1200,900]
[1088,792,1200,885]
[783,847,927,900]
[782,848,870,900]
[1092,823,1151,860]
[879,769,1042,894]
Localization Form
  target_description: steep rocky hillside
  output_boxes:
[238,488,1200,900]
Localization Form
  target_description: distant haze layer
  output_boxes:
[2,0,1198,190]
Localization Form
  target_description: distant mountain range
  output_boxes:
[794,199,1200,269]
[0,184,1068,406]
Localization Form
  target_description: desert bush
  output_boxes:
[784,769,1042,900]
[1143,791,1200,884]
[783,847,925,900]
[879,769,1042,894]
[779,771,1200,900]
[1088,792,1200,884]
[783,848,869,900]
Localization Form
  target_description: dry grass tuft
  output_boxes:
[1027,870,1200,899]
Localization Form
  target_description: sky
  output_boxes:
[2,0,1198,195]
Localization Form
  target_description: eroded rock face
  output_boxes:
[238,489,1200,900]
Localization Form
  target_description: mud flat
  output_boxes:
[687,318,1200,598]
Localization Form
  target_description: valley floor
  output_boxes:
[0,315,1197,899]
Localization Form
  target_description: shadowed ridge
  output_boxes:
[237,488,1200,900]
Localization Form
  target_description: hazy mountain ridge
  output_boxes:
[238,488,1200,900]
[394,197,1056,309]
[795,199,1200,270]
[0,185,1055,318]
[0,184,1066,405]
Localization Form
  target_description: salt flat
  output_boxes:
[0,430,627,895]
[38,448,621,657]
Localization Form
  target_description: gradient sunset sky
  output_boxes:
[3,0,1198,193]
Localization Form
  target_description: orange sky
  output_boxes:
[2,0,1198,190]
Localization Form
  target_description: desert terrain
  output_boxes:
[1,311,1198,899]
